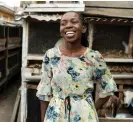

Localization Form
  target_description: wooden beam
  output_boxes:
[21,81,27,122]
[118,85,124,99]
[99,118,133,122]
[85,8,133,18]
[26,84,37,89]
[88,23,94,49]
[95,83,99,103]
[84,1,133,9]
[105,58,133,63]
[115,80,133,85]
[22,19,28,67]
[128,26,133,58]
[11,88,21,122]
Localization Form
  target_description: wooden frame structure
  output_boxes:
[0,21,22,88]
[20,1,133,122]
[20,1,85,122]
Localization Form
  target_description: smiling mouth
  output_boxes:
[65,31,75,37]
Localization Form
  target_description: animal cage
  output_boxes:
[93,24,130,58]
[28,21,60,54]
[0,21,22,88]
[20,1,133,122]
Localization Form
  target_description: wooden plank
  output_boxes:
[0,78,6,87]
[115,80,133,85]
[26,84,37,89]
[0,48,7,52]
[113,74,133,79]
[27,54,43,60]
[104,58,133,63]
[24,7,85,12]
[84,1,133,9]
[88,23,94,49]
[99,118,133,122]
[95,83,99,103]
[8,51,19,58]
[10,88,21,122]
[85,8,133,18]
[21,82,27,122]
[8,45,21,50]
[22,20,28,67]
[0,55,5,60]
[118,85,124,99]
[128,26,133,58]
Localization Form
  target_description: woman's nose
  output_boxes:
[66,22,73,28]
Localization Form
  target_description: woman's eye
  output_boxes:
[61,22,66,26]
[72,20,79,24]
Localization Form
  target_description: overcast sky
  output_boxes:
[0,0,20,7]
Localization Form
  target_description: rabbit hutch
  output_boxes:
[0,3,22,88]
[84,1,133,122]
[19,1,85,122]
[0,21,22,88]
[20,1,133,122]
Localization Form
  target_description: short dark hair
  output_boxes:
[61,11,84,25]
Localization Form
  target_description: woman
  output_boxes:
[36,11,118,122]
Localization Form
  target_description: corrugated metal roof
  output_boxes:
[16,14,62,21]
[0,20,21,27]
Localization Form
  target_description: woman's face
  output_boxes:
[60,12,83,43]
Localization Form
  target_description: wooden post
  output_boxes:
[21,19,29,122]
[128,26,133,58]
[21,81,27,122]
[88,22,94,49]
[118,84,124,100]
[95,83,99,103]
[11,88,21,122]
[6,27,9,76]
[22,19,29,67]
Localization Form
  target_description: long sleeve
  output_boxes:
[36,50,53,101]
[92,51,117,98]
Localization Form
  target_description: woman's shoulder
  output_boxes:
[85,48,104,63]
[44,47,60,58]
[86,48,102,57]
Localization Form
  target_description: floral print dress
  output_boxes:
[36,47,117,122]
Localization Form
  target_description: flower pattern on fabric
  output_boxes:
[74,114,81,122]
[67,66,80,82]
[36,47,117,122]
[44,54,50,64]
[94,68,106,80]
[51,56,60,66]
[46,106,59,120]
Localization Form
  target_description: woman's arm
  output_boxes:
[40,100,49,122]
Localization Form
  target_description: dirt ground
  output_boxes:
[0,75,21,122]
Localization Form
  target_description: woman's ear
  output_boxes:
[82,26,87,33]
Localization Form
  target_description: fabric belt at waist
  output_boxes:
[53,93,92,122]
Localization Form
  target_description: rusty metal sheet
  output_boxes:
[17,14,62,21]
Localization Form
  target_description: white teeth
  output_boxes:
[66,31,75,35]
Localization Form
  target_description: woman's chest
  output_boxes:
[51,56,94,84]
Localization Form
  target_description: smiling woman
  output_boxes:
[36,11,118,122]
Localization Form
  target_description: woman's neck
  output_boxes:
[59,41,86,57]
[63,41,83,53]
